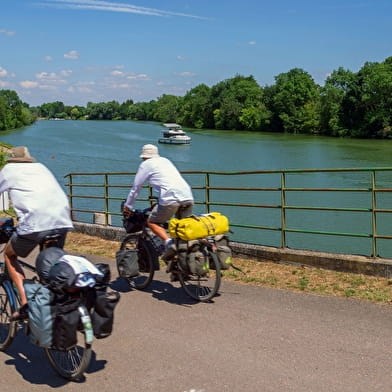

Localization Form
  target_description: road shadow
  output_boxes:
[110,277,218,306]
[2,328,107,386]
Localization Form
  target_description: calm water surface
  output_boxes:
[1,120,392,256]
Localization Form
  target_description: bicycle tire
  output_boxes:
[0,279,17,351]
[120,234,155,290]
[44,315,92,380]
[179,251,221,302]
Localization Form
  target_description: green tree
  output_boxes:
[210,75,264,130]
[153,95,181,123]
[178,84,213,129]
[269,68,321,134]
[341,57,392,138]
[319,67,355,136]
[0,89,35,130]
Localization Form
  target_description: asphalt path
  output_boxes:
[1,252,391,392]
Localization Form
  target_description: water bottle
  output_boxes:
[78,306,94,344]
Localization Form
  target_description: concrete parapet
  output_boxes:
[72,222,392,279]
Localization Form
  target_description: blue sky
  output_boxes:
[1,0,391,107]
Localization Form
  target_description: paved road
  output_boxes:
[1,253,391,392]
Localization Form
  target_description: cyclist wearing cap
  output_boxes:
[0,146,73,320]
[123,144,194,260]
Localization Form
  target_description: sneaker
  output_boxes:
[10,303,29,322]
[161,240,176,261]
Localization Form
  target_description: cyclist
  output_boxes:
[123,144,194,261]
[0,146,74,320]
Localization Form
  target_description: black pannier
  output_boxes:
[120,201,145,233]
[0,217,14,244]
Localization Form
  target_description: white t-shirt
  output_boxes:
[125,156,193,209]
[0,162,74,235]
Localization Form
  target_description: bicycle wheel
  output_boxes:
[179,252,221,302]
[45,319,92,380]
[0,279,17,351]
[120,234,154,290]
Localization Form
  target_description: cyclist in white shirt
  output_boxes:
[123,144,193,260]
[0,146,73,320]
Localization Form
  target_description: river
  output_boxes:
[1,120,392,257]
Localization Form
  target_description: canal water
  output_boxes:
[1,120,391,257]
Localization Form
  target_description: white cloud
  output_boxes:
[64,50,80,60]
[20,80,39,88]
[0,66,8,77]
[177,55,186,61]
[0,29,15,36]
[44,55,54,61]
[0,80,10,87]
[248,41,256,45]
[111,70,124,77]
[60,70,73,77]
[38,0,208,19]
[126,73,150,80]
[177,72,196,77]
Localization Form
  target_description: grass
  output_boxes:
[64,231,392,306]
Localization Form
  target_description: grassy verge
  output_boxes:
[64,232,392,306]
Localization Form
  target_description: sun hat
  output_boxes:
[7,146,36,163]
[140,144,160,159]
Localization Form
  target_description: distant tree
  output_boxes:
[178,84,214,129]
[210,75,265,130]
[268,68,321,134]
[341,57,392,138]
[319,67,355,136]
[153,94,181,123]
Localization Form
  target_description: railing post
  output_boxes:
[205,173,210,214]
[104,174,109,225]
[371,170,377,257]
[67,174,74,220]
[281,172,286,248]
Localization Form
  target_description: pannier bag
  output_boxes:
[51,296,82,350]
[24,279,55,348]
[90,290,120,339]
[169,212,229,241]
[120,201,145,233]
[24,279,83,350]
[214,235,233,270]
[209,235,244,273]
[116,249,140,278]
[176,239,209,276]
[0,217,14,244]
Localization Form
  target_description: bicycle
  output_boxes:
[119,202,222,302]
[0,218,93,380]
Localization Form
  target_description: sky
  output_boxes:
[0,0,391,107]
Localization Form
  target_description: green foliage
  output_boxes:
[268,68,321,134]
[0,90,35,131]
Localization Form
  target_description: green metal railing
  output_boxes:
[64,168,392,258]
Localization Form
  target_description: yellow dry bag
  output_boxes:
[169,212,230,241]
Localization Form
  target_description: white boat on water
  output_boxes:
[158,123,191,145]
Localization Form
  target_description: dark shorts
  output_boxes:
[11,228,70,258]
[149,201,193,224]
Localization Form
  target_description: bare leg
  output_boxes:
[4,242,27,307]
[147,220,169,242]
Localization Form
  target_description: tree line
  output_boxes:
[1,56,391,138]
